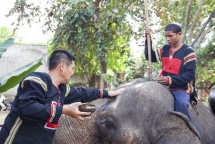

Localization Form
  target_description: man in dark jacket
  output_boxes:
[0,49,123,143]
[145,22,196,121]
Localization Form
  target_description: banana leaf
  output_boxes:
[0,38,14,59]
[0,58,43,93]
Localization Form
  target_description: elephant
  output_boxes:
[53,78,215,144]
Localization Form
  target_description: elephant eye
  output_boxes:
[96,117,117,140]
[100,119,115,130]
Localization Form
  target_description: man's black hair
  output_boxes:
[165,22,182,33]
[48,49,75,71]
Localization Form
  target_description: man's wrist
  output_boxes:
[166,76,169,85]
[62,105,68,115]
[98,89,108,98]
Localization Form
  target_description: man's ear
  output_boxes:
[59,62,65,71]
[177,32,182,36]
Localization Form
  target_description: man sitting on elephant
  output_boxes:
[144,22,196,121]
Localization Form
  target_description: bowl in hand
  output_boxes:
[79,103,96,118]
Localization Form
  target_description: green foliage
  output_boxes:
[102,61,136,87]
[106,35,131,72]
[52,8,98,75]
[0,38,43,93]
[102,74,121,87]
[68,80,74,86]
[204,97,209,102]
[51,3,132,79]
[196,38,215,91]
[151,0,215,44]
[5,0,215,89]
[0,27,14,43]
[0,58,43,93]
[103,56,151,86]
[68,0,83,4]
[0,26,22,44]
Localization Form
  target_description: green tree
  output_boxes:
[6,0,135,88]
[150,0,215,46]
[0,27,13,43]
[6,0,215,92]
[0,26,23,44]
[195,37,215,96]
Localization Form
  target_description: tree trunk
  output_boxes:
[195,27,212,47]
[188,0,204,45]
[191,7,215,47]
[88,74,100,88]
[181,0,193,41]
[100,61,107,89]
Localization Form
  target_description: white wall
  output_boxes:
[0,44,48,98]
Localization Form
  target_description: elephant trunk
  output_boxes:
[53,98,108,144]
[53,114,97,144]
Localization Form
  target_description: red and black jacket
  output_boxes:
[145,40,196,94]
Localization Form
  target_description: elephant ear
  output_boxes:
[167,110,201,139]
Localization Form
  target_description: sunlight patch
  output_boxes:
[109,95,121,110]
[134,83,144,88]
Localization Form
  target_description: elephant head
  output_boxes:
[53,79,204,144]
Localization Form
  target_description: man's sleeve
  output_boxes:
[18,80,62,124]
[145,39,159,62]
[64,86,108,104]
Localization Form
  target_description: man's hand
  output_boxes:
[156,76,169,85]
[144,27,152,37]
[108,88,124,97]
[62,102,91,121]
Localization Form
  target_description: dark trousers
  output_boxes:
[171,90,191,121]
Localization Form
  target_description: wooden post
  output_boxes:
[144,0,152,80]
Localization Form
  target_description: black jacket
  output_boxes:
[0,72,108,144]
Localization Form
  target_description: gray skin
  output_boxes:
[53,79,215,144]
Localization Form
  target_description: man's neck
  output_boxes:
[171,41,183,50]
[48,71,61,87]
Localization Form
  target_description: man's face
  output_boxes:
[61,61,75,83]
[165,31,181,46]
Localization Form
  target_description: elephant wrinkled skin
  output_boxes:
[53,79,215,144]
